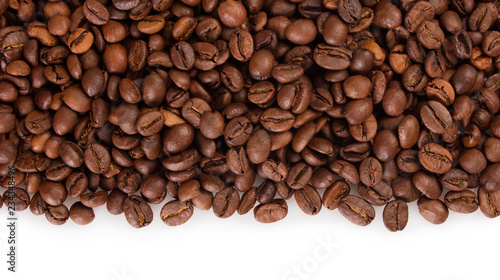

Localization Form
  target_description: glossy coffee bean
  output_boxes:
[338,195,375,227]
[383,200,409,232]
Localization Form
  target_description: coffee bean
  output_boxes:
[383,200,409,232]
[123,195,153,228]
[238,187,257,215]
[3,187,30,211]
[68,28,94,54]
[295,185,322,215]
[444,190,478,214]
[213,187,239,218]
[224,116,253,147]
[417,196,449,225]
[419,143,453,174]
[338,195,375,226]
[70,202,95,225]
[254,199,288,223]
[218,0,247,28]
[313,44,352,70]
[358,181,393,206]
[478,187,500,218]
[420,101,452,134]
[84,0,110,26]
[161,200,194,226]
[29,192,47,216]
[39,181,67,206]
[45,205,69,225]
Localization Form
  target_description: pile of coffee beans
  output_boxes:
[0,0,499,231]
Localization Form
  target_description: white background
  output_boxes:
[0,192,499,280]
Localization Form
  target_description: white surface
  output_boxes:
[0,193,499,280]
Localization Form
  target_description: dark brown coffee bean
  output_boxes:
[106,188,127,215]
[358,181,393,206]
[161,200,194,226]
[84,0,110,25]
[254,199,288,223]
[313,44,352,70]
[478,187,500,218]
[224,116,253,147]
[29,192,47,216]
[229,29,254,62]
[286,162,313,190]
[255,180,277,204]
[359,157,383,187]
[68,28,94,54]
[177,179,201,202]
[261,159,288,182]
[70,202,95,225]
[238,186,257,215]
[213,186,239,218]
[45,204,69,225]
[459,148,487,175]
[295,185,322,215]
[3,187,30,211]
[419,143,453,174]
[338,195,375,226]
[123,195,153,228]
[39,181,66,206]
[417,196,449,225]
[260,108,295,132]
[392,175,422,202]
[412,171,442,199]
[444,190,478,214]
[383,199,409,232]
[322,180,350,210]
[84,143,111,174]
[420,101,452,134]
[338,0,362,24]
[218,0,247,28]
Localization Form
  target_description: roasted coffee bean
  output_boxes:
[294,184,321,215]
[29,192,47,216]
[39,181,67,206]
[444,190,478,214]
[254,199,288,223]
[213,187,239,218]
[218,0,247,28]
[338,195,375,226]
[322,180,350,210]
[393,175,422,202]
[359,180,393,206]
[420,101,452,134]
[478,187,500,218]
[161,200,194,226]
[106,188,128,215]
[419,143,453,174]
[412,171,442,199]
[417,196,449,225]
[383,200,409,232]
[314,44,352,70]
[80,191,108,208]
[224,116,253,147]
[255,180,277,204]
[123,195,153,228]
[2,0,500,231]
[45,205,69,225]
[3,187,30,211]
[70,202,95,225]
[229,29,254,62]
[359,157,383,187]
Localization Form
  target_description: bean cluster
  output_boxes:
[0,0,500,231]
